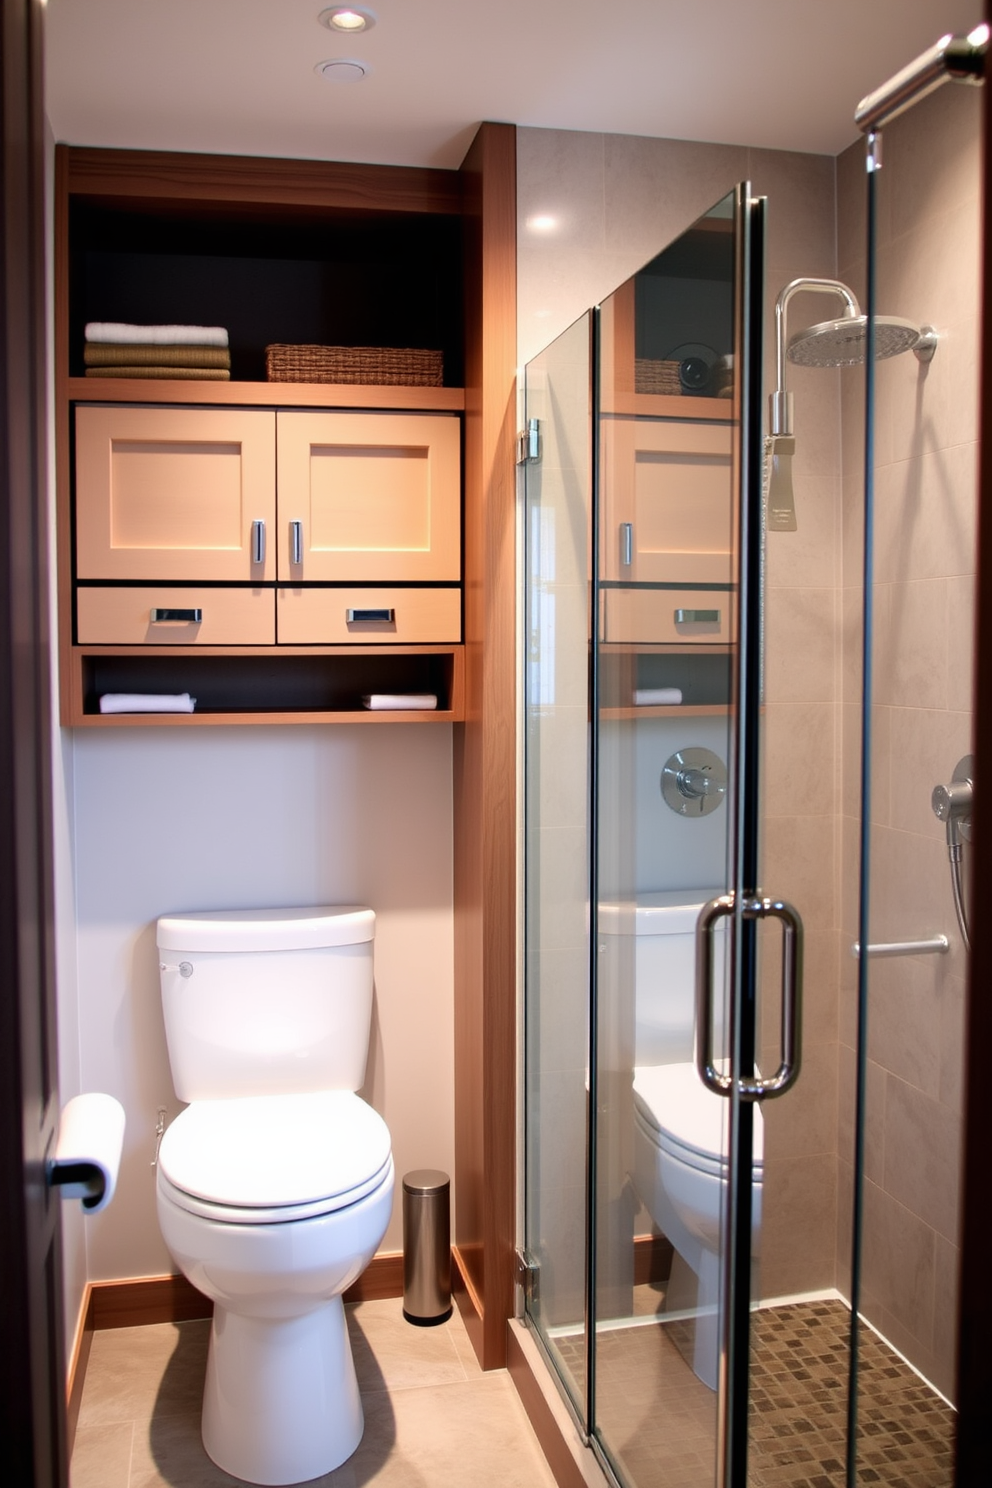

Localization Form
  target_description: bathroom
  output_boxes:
[7,3,986,1486]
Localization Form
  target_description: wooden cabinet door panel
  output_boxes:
[277,586,461,644]
[75,406,276,581]
[277,411,460,582]
[601,417,733,585]
[601,587,735,645]
[76,586,275,645]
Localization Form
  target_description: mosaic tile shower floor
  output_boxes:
[555,1298,953,1488]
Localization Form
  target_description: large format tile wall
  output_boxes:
[517,129,843,1305]
[835,84,979,1401]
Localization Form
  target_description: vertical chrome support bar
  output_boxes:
[290,520,303,567]
[738,896,804,1099]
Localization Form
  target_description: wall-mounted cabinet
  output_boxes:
[56,147,469,726]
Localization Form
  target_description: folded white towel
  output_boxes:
[84,323,229,347]
[362,694,438,711]
[99,693,196,714]
[633,688,683,706]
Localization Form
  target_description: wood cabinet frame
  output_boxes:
[54,129,519,1371]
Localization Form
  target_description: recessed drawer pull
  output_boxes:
[290,520,303,567]
[251,519,266,566]
[675,607,720,624]
[149,607,202,624]
[346,608,395,623]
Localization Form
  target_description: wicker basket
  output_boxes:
[266,344,443,386]
[634,358,683,395]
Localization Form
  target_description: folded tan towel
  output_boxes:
[85,366,232,380]
[84,343,231,369]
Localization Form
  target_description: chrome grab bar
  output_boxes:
[695,892,804,1103]
[851,936,948,959]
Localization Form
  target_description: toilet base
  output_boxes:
[202,1293,362,1485]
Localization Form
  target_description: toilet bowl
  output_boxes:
[155,906,391,1486]
[632,1061,763,1389]
[600,891,762,1390]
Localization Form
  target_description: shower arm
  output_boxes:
[771,278,860,436]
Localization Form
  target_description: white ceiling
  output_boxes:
[45,0,982,170]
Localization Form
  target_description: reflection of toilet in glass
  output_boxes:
[605,892,763,1390]
[155,906,393,1486]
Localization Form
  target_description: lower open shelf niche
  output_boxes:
[75,648,462,725]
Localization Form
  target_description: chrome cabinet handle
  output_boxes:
[251,519,266,566]
[620,522,633,567]
[346,608,395,623]
[695,892,804,1102]
[290,520,303,567]
[150,607,202,624]
[676,608,721,624]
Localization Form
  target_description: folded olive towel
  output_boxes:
[85,366,231,380]
[84,343,231,369]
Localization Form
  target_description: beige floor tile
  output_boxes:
[128,1410,246,1488]
[347,1297,469,1393]
[70,1420,133,1488]
[76,1321,209,1429]
[326,1375,558,1488]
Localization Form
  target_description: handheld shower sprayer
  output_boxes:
[932,755,973,950]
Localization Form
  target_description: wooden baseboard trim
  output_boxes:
[506,1320,603,1488]
[633,1233,673,1288]
[451,1243,485,1365]
[85,1251,411,1336]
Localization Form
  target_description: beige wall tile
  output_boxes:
[866,952,952,1102]
[748,149,836,278]
[882,1076,962,1245]
[762,1041,838,1161]
[765,476,841,592]
[763,703,837,819]
[763,814,835,936]
[885,83,982,242]
[601,134,747,267]
[946,573,977,714]
[765,588,837,706]
[860,1179,935,1350]
[938,971,967,1116]
[836,1049,886,1186]
[760,1153,837,1300]
[932,1233,961,1402]
[873,578,948,711]
[887,707,972,838]
[874,444,977,586]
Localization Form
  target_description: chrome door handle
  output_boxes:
[695,892,804,1101]
[251,518,266,566]
[290,520,303,567]
[620,521,633,567]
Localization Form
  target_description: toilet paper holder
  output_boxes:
[47,1093,126,1214]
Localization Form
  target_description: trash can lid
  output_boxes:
[402,1168,449,1195]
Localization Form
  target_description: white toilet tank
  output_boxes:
[157,906,375,1102]
[599,891,726,1066]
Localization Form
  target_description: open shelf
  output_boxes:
[598,646,732,715]
[71,646,463,726]
[68,377,464,411]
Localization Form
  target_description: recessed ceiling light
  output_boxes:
[315,58,369,83]
[526,215,558,233]
[319,6,376,32]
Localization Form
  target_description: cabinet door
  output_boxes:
[276,411,460,582]
[75,406,276,582]
[601,416,733,584]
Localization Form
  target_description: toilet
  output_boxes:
[601,891,763,1390]
[155,906,393,1487]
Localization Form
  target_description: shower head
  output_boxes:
[788,314,936,368]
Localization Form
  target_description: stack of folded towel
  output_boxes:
[83,324,231,380]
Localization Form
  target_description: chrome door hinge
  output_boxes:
[517,418,541,465]
[515,1248,540,1303]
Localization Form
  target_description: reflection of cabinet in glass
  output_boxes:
[75,404,460,586]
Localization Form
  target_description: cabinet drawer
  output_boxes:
[76,587,275,645]
[277,587,461,644]
[276,411,460,583]
[601,589,735,645]
[75,405,276,582]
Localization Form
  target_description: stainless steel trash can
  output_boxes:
[402,1169,451,1325]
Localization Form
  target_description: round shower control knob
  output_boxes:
[661,747,727,818]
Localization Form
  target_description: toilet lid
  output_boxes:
[633,1063,764,1173]
[158,1090,392,1215]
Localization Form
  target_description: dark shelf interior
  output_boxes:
[69,200,464,385]
[600,650,732,709]
[82,652,456,716]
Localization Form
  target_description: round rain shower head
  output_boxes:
[787,314,929,368]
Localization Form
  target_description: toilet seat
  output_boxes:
[159,1089,392,1224]
[633,1063,764,1178]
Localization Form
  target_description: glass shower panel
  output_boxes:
[522,311,593,1417]
[592,193,744,1488]
[845,77,979,1483]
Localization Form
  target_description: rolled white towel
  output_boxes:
[99,693,196,714]
[633,687,683,706]
[362,694,438,711]
[84,322,229,347]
